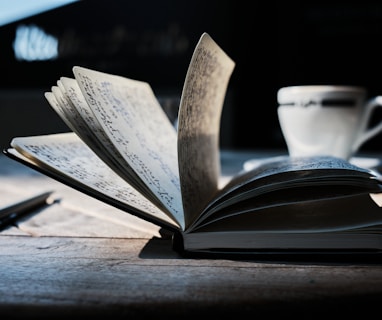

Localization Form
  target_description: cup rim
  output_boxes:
[278,85,366,95]
[277,85,367,104]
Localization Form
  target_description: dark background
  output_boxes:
[2,1,382,152]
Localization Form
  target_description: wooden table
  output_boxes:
[1,150,382,319]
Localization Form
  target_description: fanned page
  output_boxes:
[46,78,154,203]
[72,66,185,230]
[177,33,235,229]
[9,133,178,230]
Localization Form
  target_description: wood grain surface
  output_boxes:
[1,152,382,319]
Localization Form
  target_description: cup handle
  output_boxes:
[352,96,382,153]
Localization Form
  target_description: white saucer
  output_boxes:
[243,155,381,172]
[349,157,381,169]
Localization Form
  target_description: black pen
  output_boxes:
[0,191,54,229]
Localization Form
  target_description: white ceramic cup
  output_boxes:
[277,85,382,160]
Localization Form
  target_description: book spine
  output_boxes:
[171,231,185,255]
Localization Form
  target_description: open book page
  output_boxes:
[10,132,179,230]
[223,155,375,191]
[46,86,146,198]
[45,89,77,133]
[177,32,235,229]
[53,77,154,202]
[188,155,382,230]
[72,66,185,230]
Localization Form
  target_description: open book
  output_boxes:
[4,33,382,258]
